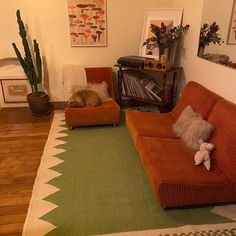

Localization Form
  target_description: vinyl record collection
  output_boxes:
[121,70,163,102]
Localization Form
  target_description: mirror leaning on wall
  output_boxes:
[198,0,236,69]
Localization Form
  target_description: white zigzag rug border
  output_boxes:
[22,113,67,236]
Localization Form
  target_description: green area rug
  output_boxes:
[24,113,236,236]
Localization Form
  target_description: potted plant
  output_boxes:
[198,22,224,57]
[12,9,51,116]
[142,22,190,64]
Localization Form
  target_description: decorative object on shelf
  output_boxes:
[143,58,171,72]
[116,55,171,72]
[228,0,236,44]
[198,22,224,57]
[117,55,148,69]
[67,0,107,47]
[142,23,190,64]
[12,9,51,116]
[139,8,185,61]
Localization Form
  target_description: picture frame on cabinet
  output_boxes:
[139,8,183,60]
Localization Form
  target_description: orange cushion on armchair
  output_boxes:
[64,67,121,129]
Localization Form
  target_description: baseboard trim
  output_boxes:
[51,101,65,110]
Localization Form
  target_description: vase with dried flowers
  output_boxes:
[198,22,224,57]
[142,22,190,65]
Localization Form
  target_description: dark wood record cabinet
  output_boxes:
[115,64,182,112]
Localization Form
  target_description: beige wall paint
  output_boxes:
[173,0,236,104]
[0,0,173,106]
[2,0,236,106]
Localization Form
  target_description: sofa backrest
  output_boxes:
[208,99,236,180]
[85,67,114,98]
[171,81,222,120]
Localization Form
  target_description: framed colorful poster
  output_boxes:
[67,0,107,46]
[0,79,31,103]
[228,0,236,44]
[139,8,183,59]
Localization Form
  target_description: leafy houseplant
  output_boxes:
[12,9,51,116]
[142,23,190,62]
[198,22,224,57]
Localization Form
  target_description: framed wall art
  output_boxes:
[139,8,183,59]
[0,79,31,103]
[67,0,107,47]
[227,0,236,44]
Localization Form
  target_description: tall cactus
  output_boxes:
[12,9,42,95]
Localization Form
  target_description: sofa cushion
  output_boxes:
[126,111,176,147]
[171,81,222,120]
[208,99,236,181]
[137,136,234,208]
[85,67,114,98]
[173,106,214,150]
[173,106,201,137]
[65,100,120,127]
[87,81,111,102]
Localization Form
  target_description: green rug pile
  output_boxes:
[39,114,235,236]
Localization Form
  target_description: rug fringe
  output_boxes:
[100,222,236,236]
[22,113,67,236]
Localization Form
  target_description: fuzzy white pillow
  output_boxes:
[72,81,111,102]
[87,81,111,102]
[173,106,214,150]
[173,106,200,137]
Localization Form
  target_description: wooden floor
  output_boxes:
[0,107,53,236]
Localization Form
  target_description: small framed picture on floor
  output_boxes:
[0,79,31,103]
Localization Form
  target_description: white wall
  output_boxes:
[173,0,236,104]
[2,0,236,106]
[0,0,173,106]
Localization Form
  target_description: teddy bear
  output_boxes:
[194,139,215,171]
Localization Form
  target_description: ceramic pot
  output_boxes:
[27,92,52,116]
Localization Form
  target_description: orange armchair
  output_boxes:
[64,67,121,129]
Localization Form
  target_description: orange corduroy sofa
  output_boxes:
[126,81,236,208]
[65,67,121,129]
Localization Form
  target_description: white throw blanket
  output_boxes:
[62,64,87,100]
